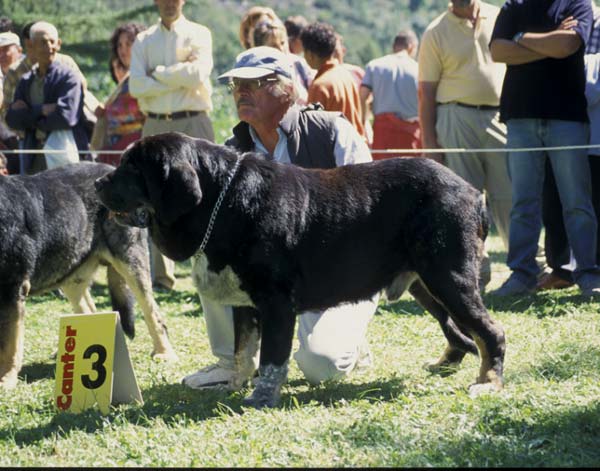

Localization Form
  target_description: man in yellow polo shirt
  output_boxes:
[418,0,511,291]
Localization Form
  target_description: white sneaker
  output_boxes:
[354,341,373,372]
[181,364,236,390]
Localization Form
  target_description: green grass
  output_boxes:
[1,233,600,467]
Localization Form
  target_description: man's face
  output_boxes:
[0,44,21,71]
[30,32,60,67]
[155,0,185,23]
[232,76,288,127]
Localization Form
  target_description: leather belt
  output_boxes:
[146,110,201,121]
[440,102,499,111]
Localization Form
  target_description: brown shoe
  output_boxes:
[536,272,574,291]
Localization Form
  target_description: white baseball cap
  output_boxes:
[0,32,21,48]
[218,46,294,81]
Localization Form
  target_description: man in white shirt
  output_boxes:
[181,47,378,390]
[129,0,215,290]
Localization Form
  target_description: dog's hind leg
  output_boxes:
[418,271,505,394]
[108,255,177,361]
[408,280,478,375]
[0,281,29,388]
[62,281,96,314]
[60,259,101,315]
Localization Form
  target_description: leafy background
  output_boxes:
[0,0,503,140]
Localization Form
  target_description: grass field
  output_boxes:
[1,233,599,467]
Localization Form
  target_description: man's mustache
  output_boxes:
[236,98,253,107]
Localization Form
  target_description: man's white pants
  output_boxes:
[200,293,378,384]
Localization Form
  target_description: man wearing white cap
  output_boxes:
[0,31,22,167]
[0,32,22,77]
[181,46,378,390]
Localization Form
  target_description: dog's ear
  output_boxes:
[146,159,203,226]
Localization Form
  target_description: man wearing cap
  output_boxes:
[129,0,214,291]
[0,31,22,169]
[181,46,378,390]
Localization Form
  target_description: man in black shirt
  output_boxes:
[489,0,600,297]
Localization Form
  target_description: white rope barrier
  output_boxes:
[4,143,600,155]
[370,143,600,154]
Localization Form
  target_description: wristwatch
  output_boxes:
[512,31,525,44]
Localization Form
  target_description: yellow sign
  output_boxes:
[54,312,143,414]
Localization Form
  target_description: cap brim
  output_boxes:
[218,66,275,82]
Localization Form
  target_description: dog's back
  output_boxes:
[233,156,485,310]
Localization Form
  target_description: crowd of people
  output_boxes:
[1,0,600,387]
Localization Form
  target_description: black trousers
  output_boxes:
[542,155,600,281]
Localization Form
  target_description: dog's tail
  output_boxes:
[107,266,136,339]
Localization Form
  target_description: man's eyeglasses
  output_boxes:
[227,77,278,92]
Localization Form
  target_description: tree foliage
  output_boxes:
[0,0,503,101]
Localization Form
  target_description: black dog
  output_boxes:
[95,132,506,408]
[0,163,176,388]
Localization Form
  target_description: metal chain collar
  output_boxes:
[195,155,244,256]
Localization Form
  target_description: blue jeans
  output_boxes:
[506,119,599,287]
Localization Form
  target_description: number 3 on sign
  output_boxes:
[54,312,142,414]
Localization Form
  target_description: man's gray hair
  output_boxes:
[29,21,59,40]
[271,74,300,105]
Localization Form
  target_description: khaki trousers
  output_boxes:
[142,111,214,288]
[436,103,512,248]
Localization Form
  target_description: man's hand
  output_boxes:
[41,104,57,116]
[10,100,28,110]
[558,16,578,31]
[421,135,444,163]
[94,104,105,118]
[418,81,444,163]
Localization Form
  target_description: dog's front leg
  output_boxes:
[229,307,261,391]
[242,303,296,409]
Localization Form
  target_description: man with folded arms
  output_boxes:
[129,0,215,291]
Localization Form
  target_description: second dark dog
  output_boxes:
[0,163,176,388]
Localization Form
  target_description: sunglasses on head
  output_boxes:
[227,76,278,92]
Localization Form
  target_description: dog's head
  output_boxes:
[95,132,204,227]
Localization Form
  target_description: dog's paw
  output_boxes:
[228,374,252,391]
[468,381,503,397]
[241,388,280,409]
[423,360,461,377]
[0,373,19,389]
[151,349,179,362]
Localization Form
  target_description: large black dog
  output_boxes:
[95,132,506,408]
[0,163,176,388]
